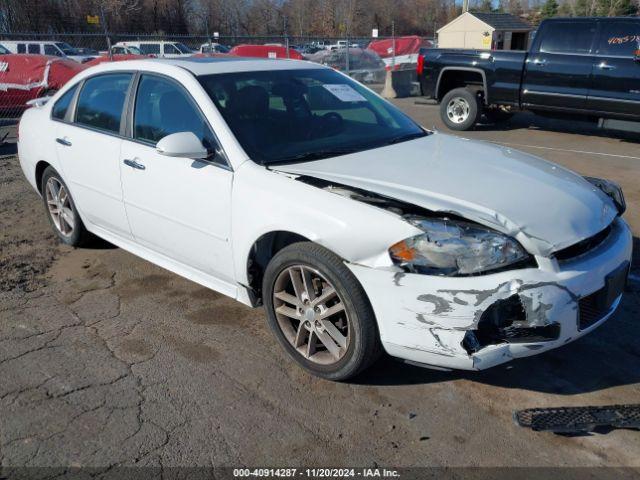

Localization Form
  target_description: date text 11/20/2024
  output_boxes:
[233,468,401,477]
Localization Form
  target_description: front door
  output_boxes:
[119,74,235,284]
[522,20,598,111]
[54,72,133,239]
[588,20,640,118]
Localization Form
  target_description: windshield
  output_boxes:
[0,44,8,54]
[127,46,142,54]
[55,42,77,55]
[174,43,192,54]
[199,68,427,165]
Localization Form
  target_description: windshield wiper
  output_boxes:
[384,131,429,145]
[269,148,359,165]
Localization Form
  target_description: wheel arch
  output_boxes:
[245,230,313,306]
[436,67,488,104]
[34,160,52,195]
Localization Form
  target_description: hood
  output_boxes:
[272,133,618,257]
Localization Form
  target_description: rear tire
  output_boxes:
[263,242,381,381]
[41,166,91,247]
[440,87,481,131]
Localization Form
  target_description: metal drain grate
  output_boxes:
[514,404,640,433]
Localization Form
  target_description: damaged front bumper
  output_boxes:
[347,218,633,370]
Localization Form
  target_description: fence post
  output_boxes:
[345,34,350,76]
[99,5,112,60]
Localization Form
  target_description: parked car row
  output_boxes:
[2,36,419,116]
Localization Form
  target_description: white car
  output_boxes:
[18,58,632,380]
[2,40,97,63]
[111,41,192,58]
[199,43,230,54]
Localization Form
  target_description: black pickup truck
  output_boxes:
[418,17,640,132]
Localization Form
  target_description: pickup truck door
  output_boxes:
[587,20,640,118]
[522,20,598,111]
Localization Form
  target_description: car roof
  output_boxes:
[140,57,325,76]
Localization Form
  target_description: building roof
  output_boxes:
[469,12,532,31]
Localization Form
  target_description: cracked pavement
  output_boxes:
[1,103,640,473]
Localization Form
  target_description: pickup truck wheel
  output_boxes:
[263,242,381,381]
[441,88,481,131]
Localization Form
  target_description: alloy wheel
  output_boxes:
[272,265,351,365]
[45,177,75,237]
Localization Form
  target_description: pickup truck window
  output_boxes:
[140,44,161,55]
[539,21,596,54]
[597,22,640,57]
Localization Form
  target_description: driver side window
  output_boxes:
[133,75,221,161]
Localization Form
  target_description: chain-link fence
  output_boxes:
[0,32,431,123]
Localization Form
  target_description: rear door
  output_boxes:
[54,73,134,239]
[587,19,640,118]
[522,20,597,111]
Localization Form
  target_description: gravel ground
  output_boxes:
[0,103,639,475]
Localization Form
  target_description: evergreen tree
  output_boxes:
[540,0,558,17]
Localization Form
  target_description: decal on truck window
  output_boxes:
[607,35,640,45]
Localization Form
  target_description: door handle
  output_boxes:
[55,137,72,146]
[532,58,546,66]
[598,62,615,70]
[123,158,146,170]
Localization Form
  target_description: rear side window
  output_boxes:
[52,84,79,120]
[75,73,132,133]
[164,44,179,55]
[597,21,640,57]
[27,44,40,54]
[539,22,596,54]
[139,44,160,55]
[17,44,26,53]
[133,75,218,153]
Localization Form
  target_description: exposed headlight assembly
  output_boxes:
[389,216,530,276]
[584,176,626,215]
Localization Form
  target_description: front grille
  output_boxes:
[554,225,612,262]
[578,286,612,330]
[514,404,640,433]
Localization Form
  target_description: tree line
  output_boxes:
[1,0,638,36]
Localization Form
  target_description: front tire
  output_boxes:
[41,166,91,247]
[263,242,381,381]
[440,87,481,131]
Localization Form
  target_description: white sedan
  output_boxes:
[18,58,632,380]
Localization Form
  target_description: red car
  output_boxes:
[83,54,146,67]
[0,54,84,115]
[229,44,304,60]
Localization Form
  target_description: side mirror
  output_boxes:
[156,132,209,159]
